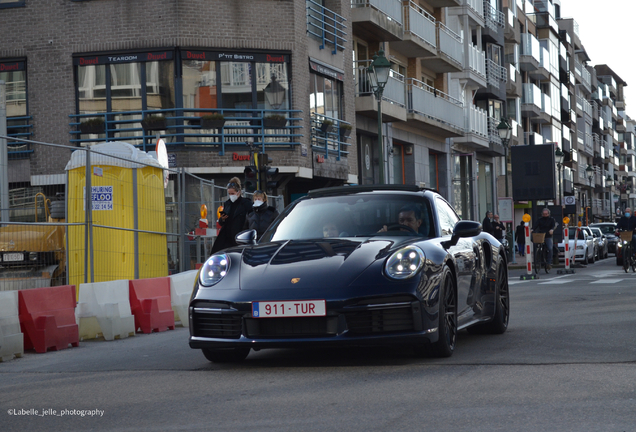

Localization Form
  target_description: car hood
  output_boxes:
[237,238,402,290]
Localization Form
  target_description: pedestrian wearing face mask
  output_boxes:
[211,177,253,253]
[244,190,279,239]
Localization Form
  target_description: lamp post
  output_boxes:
[497,118,513,198]
[367,50,391,185]
[555,147,564,207]
[586,164,594,225]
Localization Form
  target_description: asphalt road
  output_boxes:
[1,257,635,432]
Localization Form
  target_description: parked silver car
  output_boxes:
[590,222,618,254]
[589,227,608,259]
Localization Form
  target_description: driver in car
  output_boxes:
[378,204,423,234]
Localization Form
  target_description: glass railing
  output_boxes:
[522,83,541,107]
[438,22,463,67]
[69,108,303,154]
[307,0,347,54]
[469,44,486,77]
[404,1,436,47]
[351,0,403,26]
[467,105,487,137]
[407,78,464,131]
[521,33,541,63]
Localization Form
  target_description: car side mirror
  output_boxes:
[236,229,257,245]
[443,220,482,249]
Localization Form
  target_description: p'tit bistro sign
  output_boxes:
[182,50,289,63]
[74,51,173,66]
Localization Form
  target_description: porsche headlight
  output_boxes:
[385,245,425,280]
[199,253,230,287]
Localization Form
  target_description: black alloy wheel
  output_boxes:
[467,256,509,335]
[414,266,457,358]
[202,347,251,363]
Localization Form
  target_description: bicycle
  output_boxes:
[619,230,635,273]
[532,232,550,274]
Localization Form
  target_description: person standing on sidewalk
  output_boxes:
[515,220,526,257]
[492,214,505,241]
[482,211,494,236]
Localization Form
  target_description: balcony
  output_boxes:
[450,0,485,24]
[311,113,352,161]
[69,108,303,154]
[529,11,558,33]
[426,0,461,7]
[354,61,407,122]
[483,1,504,33]
[506,63,521,97]
[523,131,544,146]
[483,116,506,156]
[453,104,488,150]
[528,46,550,80]
[351,0,403,42]
[419,22,464,73]
[392,1,437,58]
[504,8,520,43]
[6,115,34,159]
[406,78,465,137]
[521,83,542,118]
[306,0,347,54]
[519,33,541,71]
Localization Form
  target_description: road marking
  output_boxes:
[590,279,623,284]
[538,280,573,285]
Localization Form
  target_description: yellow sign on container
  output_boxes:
[65,142,167,294]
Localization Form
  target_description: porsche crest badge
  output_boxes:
[291,278,300,284]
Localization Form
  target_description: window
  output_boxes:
[453,154,473,221]
[0,0,25,9]
[0,59,27,117]
[309,73,342,120]
[437,197,460,236]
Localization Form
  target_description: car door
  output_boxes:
[435,197,476,326]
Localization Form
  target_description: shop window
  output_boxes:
[0,1,25,8]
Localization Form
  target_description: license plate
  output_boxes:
[252,300,326,318]
[2,253,24,262]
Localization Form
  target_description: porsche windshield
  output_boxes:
[263,194,434,241]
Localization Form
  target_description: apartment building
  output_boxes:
[0,0,359,204]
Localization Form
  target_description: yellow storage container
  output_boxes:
[65,142,167,292]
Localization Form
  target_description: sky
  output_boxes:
[559,0,636,114]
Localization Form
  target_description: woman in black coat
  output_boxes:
[211,177,253,254]
[245,190,279,239]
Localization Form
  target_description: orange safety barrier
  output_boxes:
[129,277,175,334]
[18,285,79,353]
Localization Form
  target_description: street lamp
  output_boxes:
[555,147,564,206]
[367,50,391,185]
[497,118,513,198]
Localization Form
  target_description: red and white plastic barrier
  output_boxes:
[524,222,533,275]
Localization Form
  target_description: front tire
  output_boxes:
[415,266,457,358]
[202,348,250,363]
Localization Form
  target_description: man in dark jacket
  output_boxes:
[211,177,254,253]
[532,208,558,270]
[482,211,494,236]
[515,220,526,257]
[245,190,279,239]
[492,214,505,241]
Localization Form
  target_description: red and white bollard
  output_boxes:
[524,222,533,275]
[564,225,570,270]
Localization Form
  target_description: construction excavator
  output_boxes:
[0,192,66,291]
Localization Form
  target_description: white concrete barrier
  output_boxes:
[0,291,24,361]
[76,280,135,341]
[168,270,198,327]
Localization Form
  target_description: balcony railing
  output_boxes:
[311,113,352,161]
[69,108,303,154]
[486,59,507,87]
[521,33,541,63]
[307,0,347,54]
[522,83,542,108]
[438,22,463,66]
[354,60,406,107]
[487,116,503,145]
[468,44,486,77]
[404,1,436,48]
[466,0,484,19]
[467,105,487,138]
[484,1,504,31]
[6,115,34,159]
[407,79,464,132]
[351,0,403,26]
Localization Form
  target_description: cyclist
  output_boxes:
[616,207,636,259]
[532,208,558,271]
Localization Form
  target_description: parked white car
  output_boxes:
[558,228,595,264]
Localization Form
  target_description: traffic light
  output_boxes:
[258,153,279,192]
[244,163,258,193]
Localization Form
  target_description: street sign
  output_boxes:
[498,197,513,223]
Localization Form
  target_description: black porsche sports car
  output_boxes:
[189,185,509,362]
